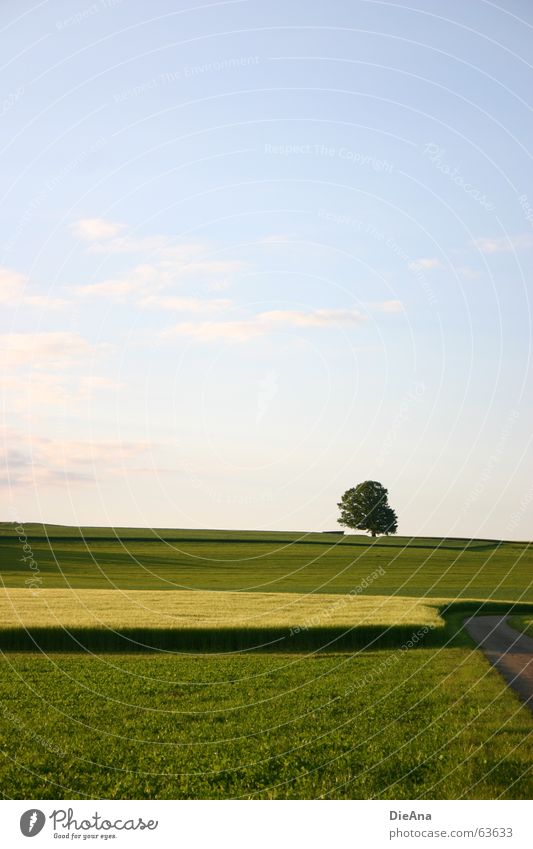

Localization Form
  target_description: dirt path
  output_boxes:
[464,615,533,710]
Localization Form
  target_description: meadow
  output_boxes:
[0,649,531,799]
[1,523,531,600]
[0,524,531,799]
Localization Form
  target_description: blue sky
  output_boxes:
[1,0,532,538]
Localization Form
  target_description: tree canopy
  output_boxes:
[337,481,398,536]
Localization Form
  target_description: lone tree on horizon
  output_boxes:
[337,480,398,537]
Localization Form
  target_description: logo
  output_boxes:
[20,810,46,837]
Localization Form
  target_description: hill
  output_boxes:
[1,523,531,601]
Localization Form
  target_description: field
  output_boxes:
[1,650,531,799]
[0,586,449,653]
[0,524,532,799]
[0,588,444,630]
[1,524,531,599]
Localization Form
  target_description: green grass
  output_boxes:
[1,524,531,799]
[0,649,531,799]
[508,616,533,638]
[2,523,532,600]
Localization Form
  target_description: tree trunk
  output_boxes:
[371,530,376,537]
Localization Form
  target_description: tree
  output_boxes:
[337,480,398,537]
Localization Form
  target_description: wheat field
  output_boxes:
[0,588,444,631]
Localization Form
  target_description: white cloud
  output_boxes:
[0,332,98,370]
[86,239,246,268]
[207,278,232,292]
[0,371,120,417]
[0,373,71,409]
[71,218,125,241]
[261,308,365,327]
[472,234,533,254]
[175,259,247,275]
[77,375,122,395]
[139,295,231,312]
[166,320,260,342]
[408,258,441,272]
[0,332,113,419]
[370,300,404,313]
[71,223,196,256]
[76,255,245,304]
[71,220,247,306]
[37,437,145,468]
[158,244,205,261]
[0,267,67,310]
[0,426,149,488]
[76,264,160,300]
[0,268,25,302]
[89,234,172,255]
[76,263,236,311]
[457,266,481,280]
[164,308,366,343]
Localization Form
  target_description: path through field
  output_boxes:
[465,616,533,711]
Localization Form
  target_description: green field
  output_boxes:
[2,523,532,600]
[0,524,531,799]
[0,649,531,799]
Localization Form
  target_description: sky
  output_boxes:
[1,0,532,539]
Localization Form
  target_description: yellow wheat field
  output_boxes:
[0,588,444,630]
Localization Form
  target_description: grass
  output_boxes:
[0,649,531,799]
[508,616,533,638]
[1,524,531,799]
[1,524,532,652]
[2,523,532,600]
